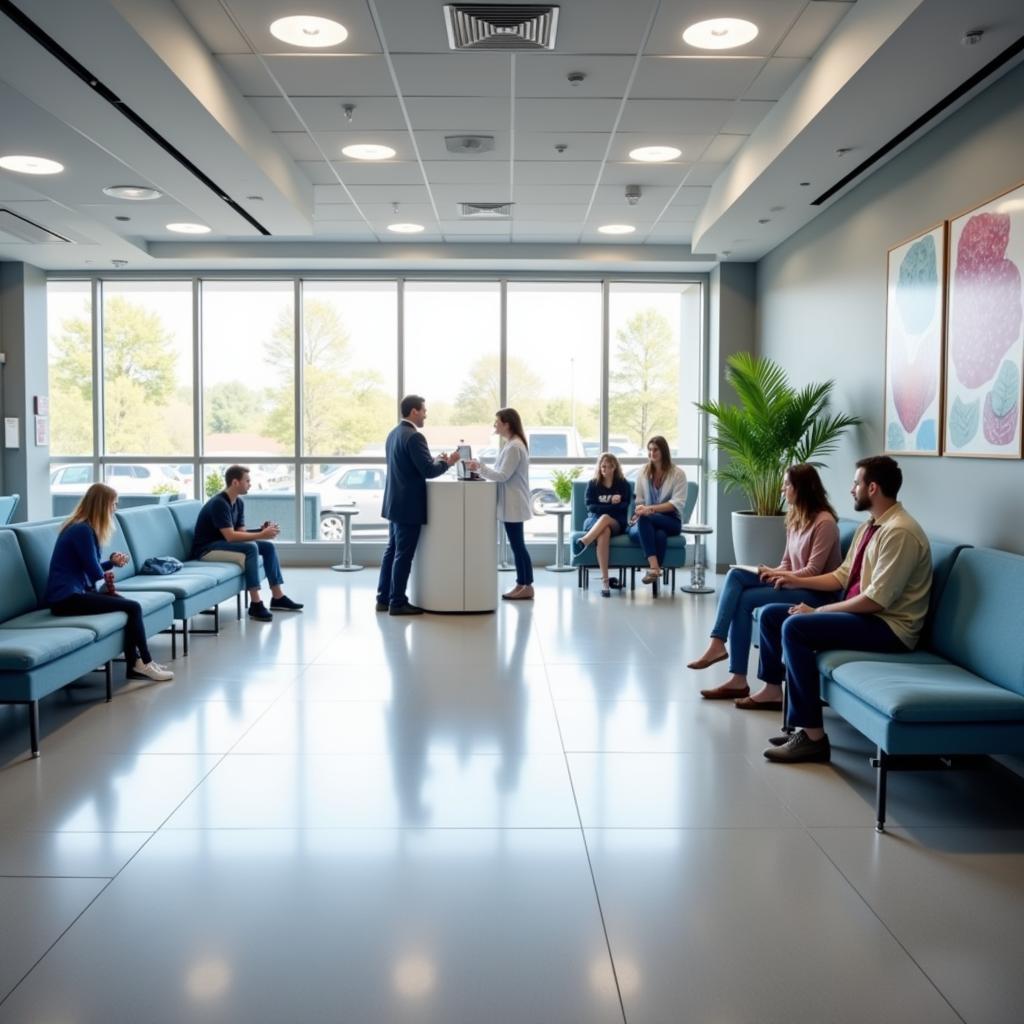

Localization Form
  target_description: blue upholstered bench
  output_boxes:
[568,478,698,595]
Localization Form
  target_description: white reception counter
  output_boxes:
[411,479,498,613]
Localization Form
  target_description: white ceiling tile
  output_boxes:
[414,132,508,160]
[437,222,514,235]
[347,184,433,205]
[274,133,323,160]
[248,98,307,132]
[219,54,395,97]
[404,97,510,130]
[721,101,775,134]
[514,54,636,98]
[700,134,747,162]
[328,161,424,185]
[295,160,338,185]
[645,223,695,242]
[744,58,808,102]
[430,184,512,207]
[619,99,735,134]
[647,0,807,57]
[358,203,438,220]
[391,54,510,97]
[311,225,381,240]
[601,162,690,187]
[216,0,383,55]
[776,1,856,59]
[682,162,726,187]
[513,185,595,204]
[630,57,763,100]
[669,186,712,206]
[595,184,676,209]
[515,162,602,185]
[515,133,612,161]
[514,204,590,220]
[420,161,509,185]
[175,0,250,53]
[293,97,408,131]
[313,202,367,220]
[516,98,621,132]
[659,204,705,224]
[512,221,584,233]
[314,185,362,204]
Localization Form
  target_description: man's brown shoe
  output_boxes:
[734,696,783,711]
[700,683,750,700]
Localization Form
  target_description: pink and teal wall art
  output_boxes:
[944,181,1024,459]
[884,224,945,456]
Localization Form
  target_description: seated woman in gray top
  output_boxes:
[574,452,631,597]
[689,463,842,707]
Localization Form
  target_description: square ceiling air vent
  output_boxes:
[444,5,559,50]
[0,208,72,244]
[459,202,513,218]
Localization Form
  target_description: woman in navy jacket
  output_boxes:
[573,452,631,597]
[46,483,173,682]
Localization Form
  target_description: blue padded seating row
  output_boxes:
[568,478,698,595]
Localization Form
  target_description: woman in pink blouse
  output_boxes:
[689,464,842,707]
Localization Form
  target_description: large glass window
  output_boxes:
[103,282,193,455]
[202,281,295,457]
[608,282,702,458]
[46,281,93,456]
[202,462,300,542]
[403,282,501,453]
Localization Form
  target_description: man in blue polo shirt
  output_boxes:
[191,464,303,621]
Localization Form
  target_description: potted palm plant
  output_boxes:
[697,353,861,565]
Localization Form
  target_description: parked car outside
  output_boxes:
[50,463,187,496]
[305,465,388,539]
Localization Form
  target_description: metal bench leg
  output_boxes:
[29,701,40,758]
[237,592,242,620]
[182,618,189,657]
[871,747,888,833]
[170,621,177,660]
[105,661,113,702]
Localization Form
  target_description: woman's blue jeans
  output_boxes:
[504,521,533,586]
[627,512,681,565]
[710,568,838,675]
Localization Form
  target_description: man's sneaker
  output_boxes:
[248,602,273,622]
[129,659,174,682]
[768,731,794,746]
[763,729,830,763]
[270,595,304,611]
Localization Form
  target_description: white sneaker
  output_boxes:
[131,659,174,682]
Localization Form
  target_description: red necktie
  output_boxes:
[845,523,880,598]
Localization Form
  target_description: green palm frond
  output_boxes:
[696,354,861,515]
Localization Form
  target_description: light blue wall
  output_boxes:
[757,61,1024,554]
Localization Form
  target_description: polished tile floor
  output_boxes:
[1,569,1023,1023]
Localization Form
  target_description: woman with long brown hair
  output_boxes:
[689,463,840,706]
[574,452,631,597]
[45,483,173,682]
[466,407,534,599]
[627,435,688,585]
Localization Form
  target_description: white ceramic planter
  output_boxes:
[731,511,787,567]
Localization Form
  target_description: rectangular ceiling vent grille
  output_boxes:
[459,202,514,218]
[444,5,559,50]
[0,209,72,244]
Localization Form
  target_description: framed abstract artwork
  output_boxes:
[944,180,1024,458]
[884,223,946,456]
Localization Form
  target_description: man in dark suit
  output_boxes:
[376,394,459,615]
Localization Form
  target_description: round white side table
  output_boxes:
[544,505,575,573]
[680,523,714,593]
[329,507,363,572]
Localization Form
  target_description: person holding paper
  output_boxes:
[466,407,534,600]
[689,464,841,704]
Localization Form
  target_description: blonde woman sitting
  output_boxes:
[574,452,632,597]
[628,435,688,585]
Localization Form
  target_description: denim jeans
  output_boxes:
[503,521,533,586]
[758,604,908,729]
[201,539,281,590]
[711,568,838,675]
[627,511,681,565]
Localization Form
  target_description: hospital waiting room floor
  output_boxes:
[1,568,1023,1023]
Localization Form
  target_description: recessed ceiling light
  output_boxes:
[629,146,682,163]
[342,144,396,161]
[597,224,636,235]
[388,222,425,234]
[269,15,348,48]
[682,18,758,50]
[166,222,211,234]
[102,185,162,201]
[0,154,64,175]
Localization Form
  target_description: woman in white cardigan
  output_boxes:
[467,408,534,600]
[628,435,688,585]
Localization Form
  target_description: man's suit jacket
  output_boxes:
[381,420,449,524]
